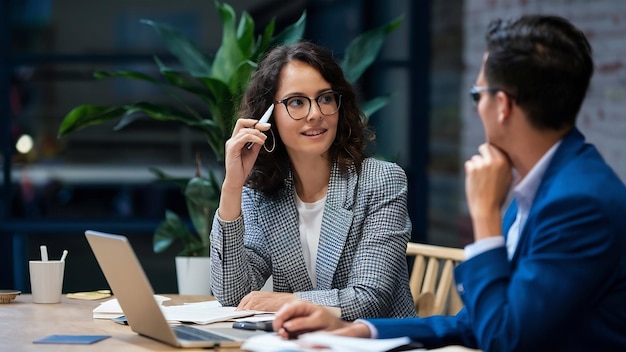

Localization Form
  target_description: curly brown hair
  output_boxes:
[239,41,375,197]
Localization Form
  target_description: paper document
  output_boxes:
[232,314,275,322]
[300,332,414,351]
[241,333,301,352]
[93,296,256,324]
[67,290,112,301]
[242,332,417,352]
[93,295,171,319]
[162,304,255,324]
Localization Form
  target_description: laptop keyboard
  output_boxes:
[173,325,233,342]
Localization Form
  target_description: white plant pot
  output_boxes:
[175,256,212,295]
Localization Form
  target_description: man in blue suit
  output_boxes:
[272,14,626,351]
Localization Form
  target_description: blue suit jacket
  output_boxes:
[368,129,626,351]
[210,158,416,320]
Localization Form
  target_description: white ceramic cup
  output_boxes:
[29,260,65,304]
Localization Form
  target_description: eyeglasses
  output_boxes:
[469,86,501,105]
[276,91,342,120]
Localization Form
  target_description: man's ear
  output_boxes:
[496,91,514,124]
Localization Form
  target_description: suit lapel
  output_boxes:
[512,128,586,263]
[315,164,356,289]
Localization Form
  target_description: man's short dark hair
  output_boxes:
[484,15,593,130]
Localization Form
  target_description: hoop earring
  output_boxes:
[264,129,276,153]
[342,125,355,160]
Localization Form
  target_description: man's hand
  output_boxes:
[464,143,513,240]
[272,300,369,339]
[236,291,296,312]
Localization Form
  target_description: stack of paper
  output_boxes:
[92,296,259,324]
[92,295,171,319]
[162,304,256,324]
[242,332,420,352]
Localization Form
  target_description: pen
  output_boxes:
[245,104,274,150]
[60,250,69,262]
[40,245,48,262]
[232,320,274,332]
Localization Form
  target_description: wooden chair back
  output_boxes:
[406,242,465,317]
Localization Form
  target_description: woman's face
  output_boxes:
[273,60,338,160]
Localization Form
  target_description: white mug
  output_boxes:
[29,260,65,304]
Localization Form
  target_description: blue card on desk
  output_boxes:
[33,334,111,344]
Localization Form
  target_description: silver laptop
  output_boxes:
[85,230,264,348]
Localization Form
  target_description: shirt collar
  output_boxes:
[512,140,562,210]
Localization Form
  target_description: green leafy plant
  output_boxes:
[58,1,401,257]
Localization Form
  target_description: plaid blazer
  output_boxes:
[211,158,417,320]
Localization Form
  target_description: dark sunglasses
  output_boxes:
[469,86,500,105]
[469,86,517,105]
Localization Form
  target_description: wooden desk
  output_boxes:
[0,294,222,351]
[0,294,480,351]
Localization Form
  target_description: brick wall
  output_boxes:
[461,0,626,212]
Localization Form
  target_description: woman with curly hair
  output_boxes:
[210,41,416,320]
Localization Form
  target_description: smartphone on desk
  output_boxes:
[232,320,274,332]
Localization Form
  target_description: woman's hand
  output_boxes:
[236,291,296,312]
[223,119,272,190]
[218,119,271,221]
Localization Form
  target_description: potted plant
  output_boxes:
[58,1,401,294]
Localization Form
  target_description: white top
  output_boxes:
[294,191,326,287]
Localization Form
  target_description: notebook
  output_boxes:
[85,230,266,348]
